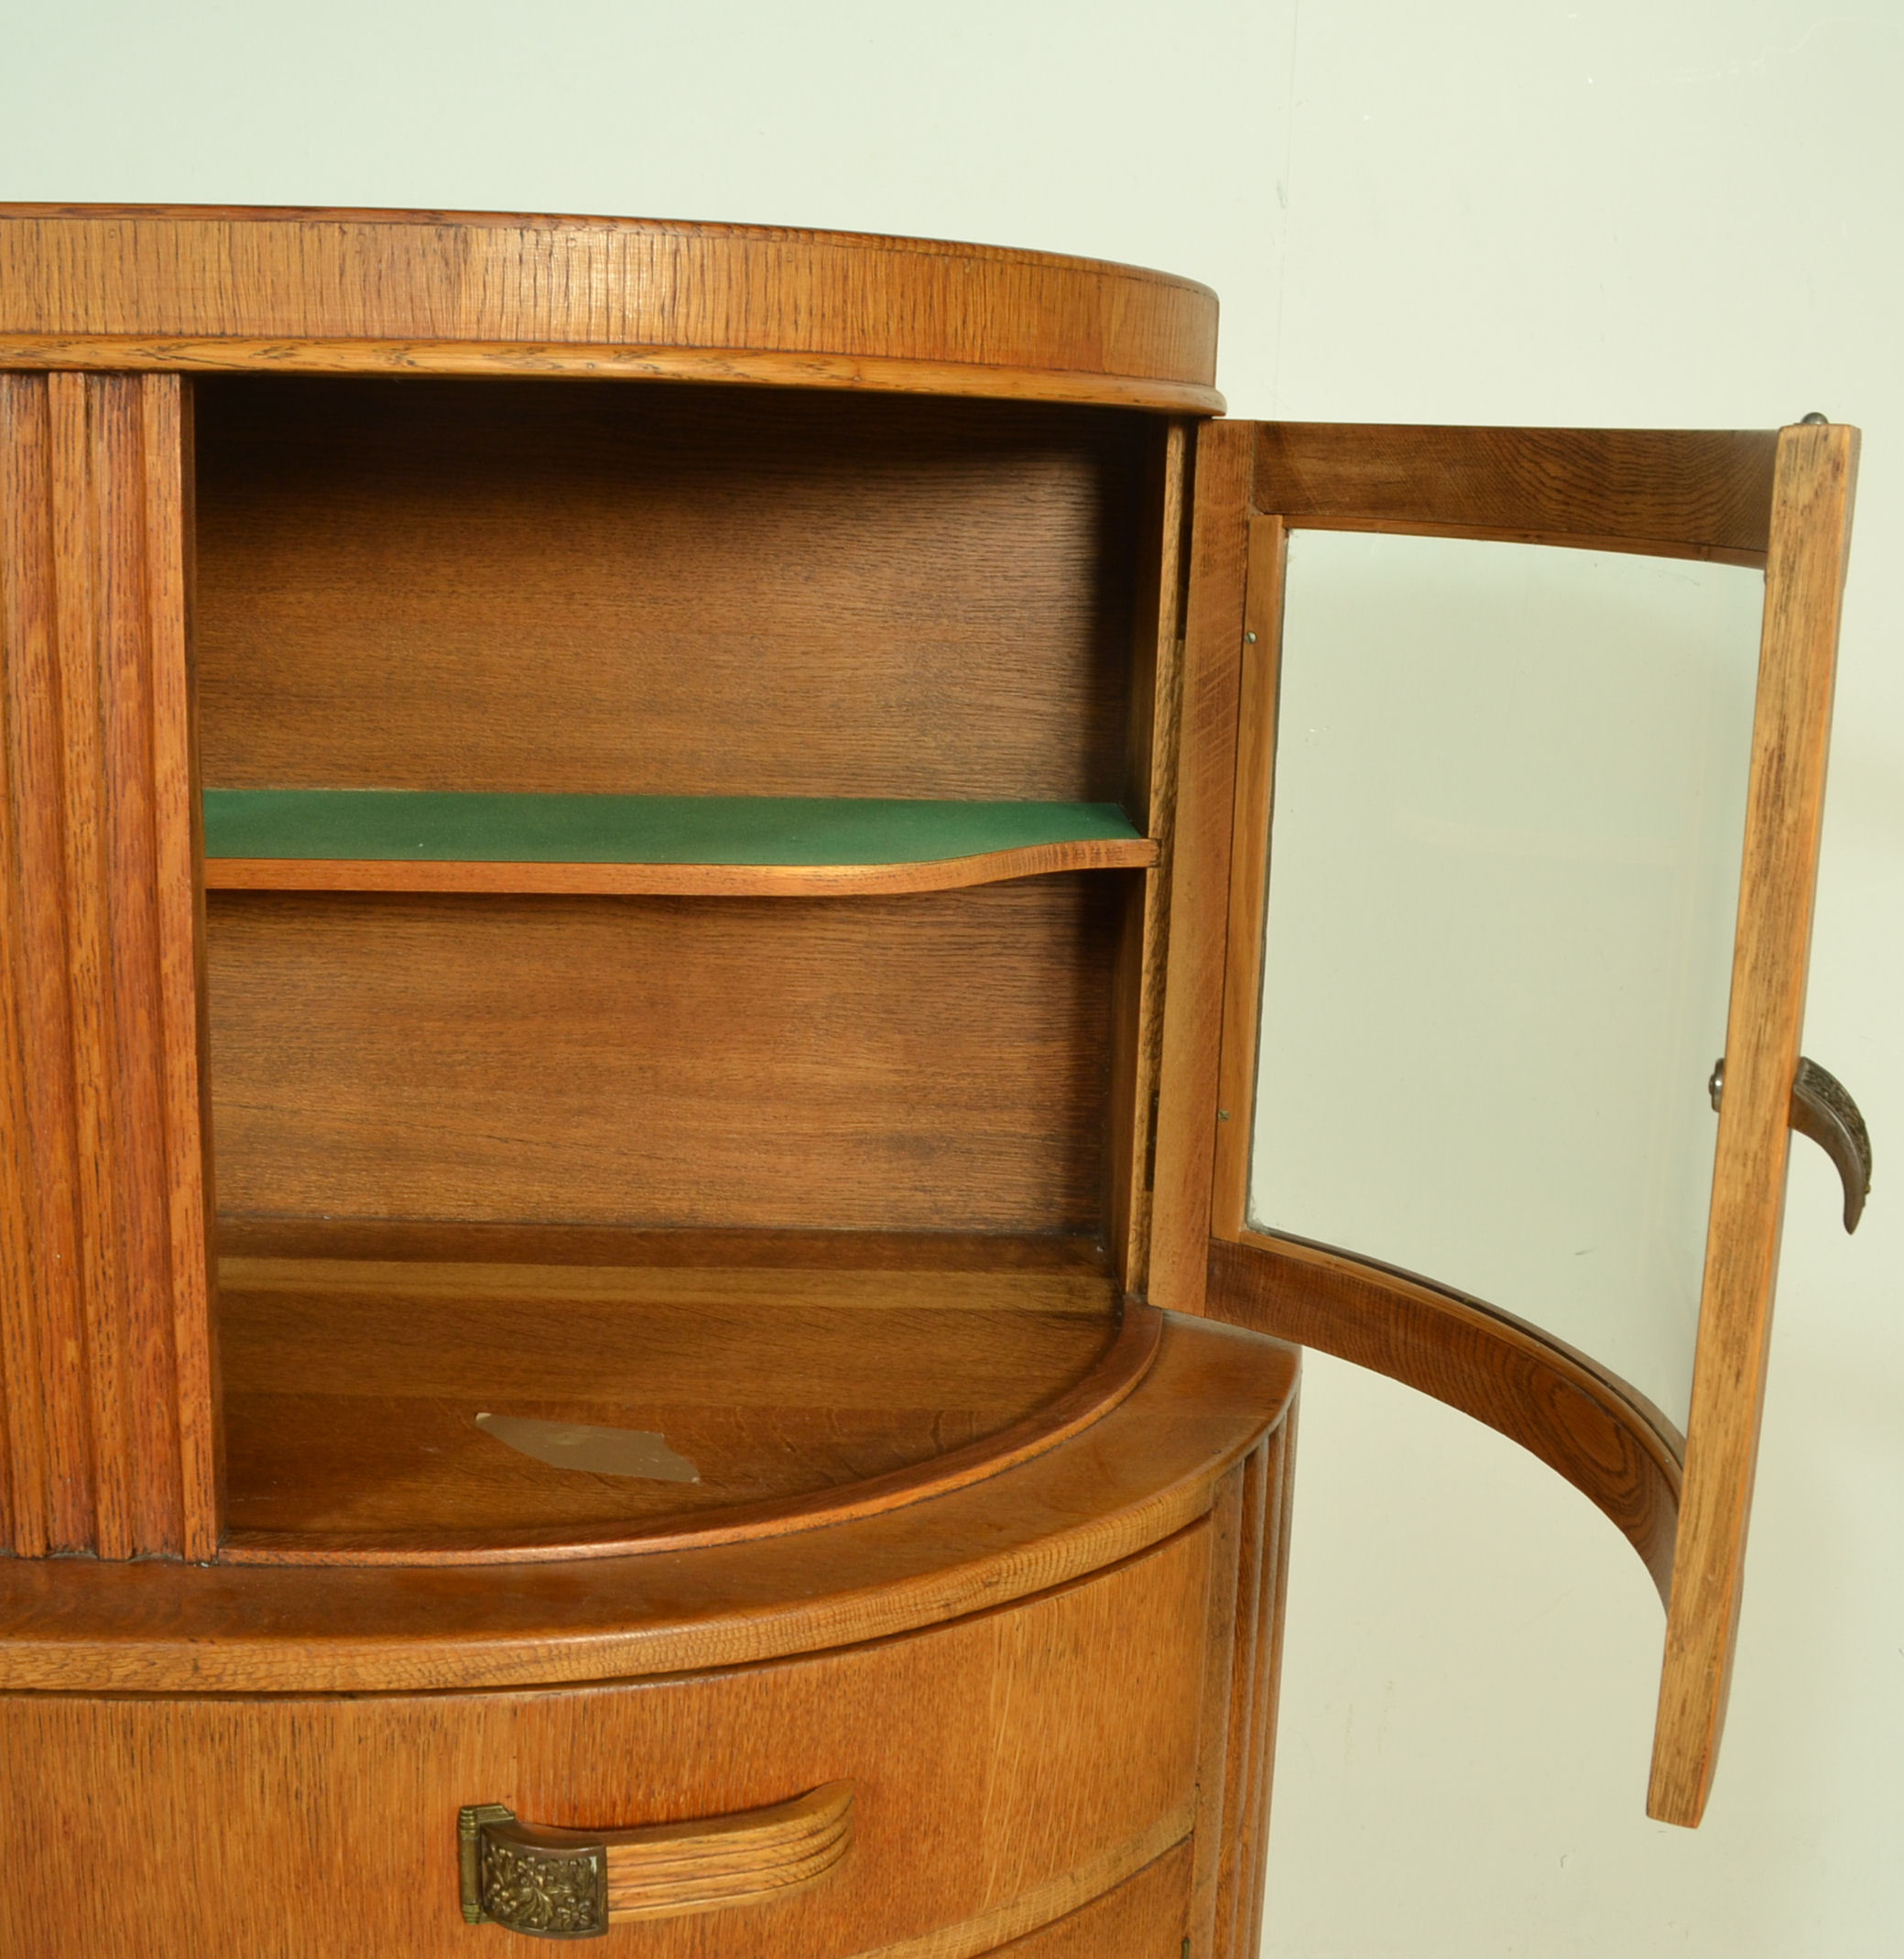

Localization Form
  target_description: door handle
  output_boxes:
[459,1781,853,1939]
[1710,1055,1873,1232]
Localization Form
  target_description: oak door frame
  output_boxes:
[1152,417,1858,1826]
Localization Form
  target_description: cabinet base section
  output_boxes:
[0,1526,1232,1959]
[0,1316,1298,1959]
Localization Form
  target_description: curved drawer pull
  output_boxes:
[459,1781,854,1940]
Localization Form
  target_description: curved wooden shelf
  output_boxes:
[201,790,1157,896]
[219,1284,1162,1567]
[0,1310,1298,1693]
[0,205,1222,413]
[1207,1232,1683,1600]
[204,838,1158,897]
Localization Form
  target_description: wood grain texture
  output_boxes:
[1237,1417,1297,1959]
[1186,1464,1246,1959]
[1253,423,1779,561]
[0,369,216,1560]
[0,1310,1298,1693]
[192,377,1148,803]
[601,1782,854,1922]
[475,1780,854,1925]
[0,335,1225,416]
[206,878,1124,1235]
[0,204,1220,409]
[853,1814,1191,1959]
[1213,1438,1278,1959]
[201,836,1156,896]
[1650,422,1860,1827]
[1210,1234,1683,1597]
[1209,516,1286,1238]
[1109,420,1194,1295]
[0,1526,1209,1959]
[1149,420,1255,1314]
[215,1247,1145,1562]
[978,1844,1191,1958]
[1185,1423,1294,1959]
[1212,1441,1272,1959]
[213,1218,1116,1274]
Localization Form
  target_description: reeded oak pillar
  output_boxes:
[0,370,216,1560]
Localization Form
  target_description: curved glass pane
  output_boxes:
[1248,529,1764,1428]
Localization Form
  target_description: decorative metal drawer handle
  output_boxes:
[1710,1055,1873,1231]
[459,1781,854,1940]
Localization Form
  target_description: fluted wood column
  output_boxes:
[0,370,217,1560]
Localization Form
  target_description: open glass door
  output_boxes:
[1152,419,1864,1825]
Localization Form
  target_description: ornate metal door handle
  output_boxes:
[459,1781,853,1939]
[1710,1055,1873,1231]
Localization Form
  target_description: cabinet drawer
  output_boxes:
[2,1524,1210,1959]
[984,1843,1191,1957]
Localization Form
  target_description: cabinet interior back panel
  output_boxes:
[206,879,1122,1233]
[191,377,1148,800]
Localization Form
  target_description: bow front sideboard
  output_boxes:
[0,206,1864,1956]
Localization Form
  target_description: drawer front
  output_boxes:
[984,1844,1191,1957]
[1,1524,1210,1959]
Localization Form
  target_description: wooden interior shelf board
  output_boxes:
[201,790,1157,895]
[208,1231,1160,1565]
[0,1311,1298,1695]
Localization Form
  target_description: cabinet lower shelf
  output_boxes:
[212,1224,1138,1564]
[201,791,1158,895]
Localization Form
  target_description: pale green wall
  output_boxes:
[5,5,1898,1953]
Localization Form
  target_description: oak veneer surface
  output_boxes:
[207,841,1157,898]
[1105,419,1191,1297]
[0,204,1221,410]
[981,1845,1191,1958]
[1212,1430,1295,1959]
[0,1311,1299,1692]
[215,1235,1123,1553]
[1652,421,1860,1826]
[192,378,1148,801]
[0,369,218,1561]
[527,1779,856,1925]
[0,1526,1208,1959]
[1210,1235,1682,1600]
[207,878,1124,1234]
[215,1219,1119,1272]
[1149,420,1254,1317]
[1209,516,1289,1239]
[1253,422,1779,560]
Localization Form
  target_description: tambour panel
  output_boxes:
[0,369,215,1560]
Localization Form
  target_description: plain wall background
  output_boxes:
[3,4,1896,1953]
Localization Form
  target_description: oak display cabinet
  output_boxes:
[0,207,1866,1956]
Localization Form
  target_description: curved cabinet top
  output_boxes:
[0,203,1224,413]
